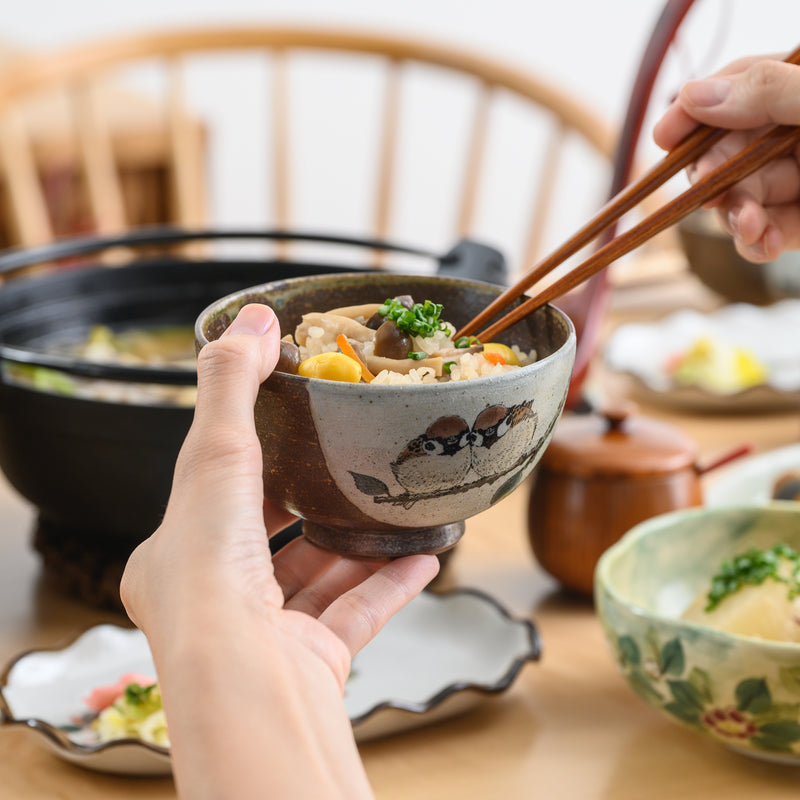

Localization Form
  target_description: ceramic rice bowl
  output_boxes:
[196,272,575,558]
[595,504,800,764]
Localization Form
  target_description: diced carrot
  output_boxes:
[336,334,376,382]
[484,352,507,366]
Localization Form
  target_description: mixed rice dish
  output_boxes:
[278,295,537,384]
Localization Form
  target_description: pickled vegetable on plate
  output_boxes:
[665,336,768,394]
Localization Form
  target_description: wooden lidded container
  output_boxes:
[527,406,703,596]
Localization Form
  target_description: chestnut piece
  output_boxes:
[527,405,703,597]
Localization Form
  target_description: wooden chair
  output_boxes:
[0,27,616,271]
[0,26,632,410]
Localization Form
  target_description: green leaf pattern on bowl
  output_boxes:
[608,625,800,754]
[596,505,800,762]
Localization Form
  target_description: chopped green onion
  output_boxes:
[705,543,800,611]
[443,361,456,375]
[125,682,158,706]
[454,335,481,348]
[378,298,447,338]
[407,351,427,360]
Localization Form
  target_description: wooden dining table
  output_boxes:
[1,256,799,799]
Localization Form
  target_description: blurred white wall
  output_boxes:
[4,0,799,268]
[9,0,797,129]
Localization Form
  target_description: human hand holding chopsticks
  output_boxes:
[654,54,800,262]
[457,48,800,344]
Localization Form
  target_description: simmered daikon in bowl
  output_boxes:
[596,504,800,764]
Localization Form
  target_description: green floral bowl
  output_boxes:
[595,503,800,764]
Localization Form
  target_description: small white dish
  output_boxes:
[605,299,800,412]
[0,625,166,775]
[705,443,800,508]
[0,589,539,776]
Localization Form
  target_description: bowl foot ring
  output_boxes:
[302,520,465,559]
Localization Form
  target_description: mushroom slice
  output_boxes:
[325,303,384,323]
[295,313,375,347]
[365,355,444,377]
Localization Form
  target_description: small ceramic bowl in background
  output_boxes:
[196,272,575,558]
[678,209,800,305]
[595,503,800,764]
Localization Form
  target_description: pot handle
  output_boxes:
[437,240,508,285]
[0,227,444,277]
[0,228,508,285]
[696,444,753,476]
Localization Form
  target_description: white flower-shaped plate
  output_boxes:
[0,589,539,776]
[605,299,800,412]
[705,443,800,507]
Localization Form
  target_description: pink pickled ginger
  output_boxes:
[83,673,156,711]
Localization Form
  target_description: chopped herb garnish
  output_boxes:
[378,298,447,338]
[407,351,427,360]
[124,682,158,706]
[454,335,481,348]
[443,361,456,375]
[705,543,800,611]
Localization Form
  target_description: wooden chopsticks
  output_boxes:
[455,46,800,343]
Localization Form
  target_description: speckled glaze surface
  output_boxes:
[196,272,575,557]
[596,504,800,764]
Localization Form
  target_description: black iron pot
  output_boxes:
[0,229,506,551]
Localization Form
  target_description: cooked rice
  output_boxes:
[445,352,513,382]
[371,367,439,385]
[411,326,456,356]
[302,326,336,358]
[293,307,537,384]
[512,344,537,367]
